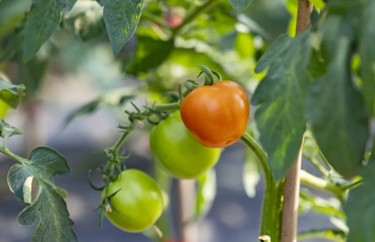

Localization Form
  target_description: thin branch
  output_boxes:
[300,170,345,203]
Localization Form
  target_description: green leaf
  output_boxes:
[23,0,77,62]
[228,0,254,12]
[126,37,174,75]
[18,56,48,97]
[298,229,345,242]
[103,0,143,54]
[0,13,25,39]
[243,143,261,198]
[306,36,369,179]
[251,32,312,181]
[299,188,345,218]
[0,118,23,139]
[0,28,23,62]
[64,99,101,127]
[55,187,69,198]
[309,0,326,10]
[0,100,9,119]
[285,0,297,37]
[7,147,76,241]
[234,33,255,59]
[302,131,331,175]
[7,147,77,242]
[62,90,135,128]
[193,169,216,222]
[344,151,375,242]
[308,49,327,78]
[253,34,291,74]
[0,75,25,109]
[359,0,375,115]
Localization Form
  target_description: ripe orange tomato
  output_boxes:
[180,80,250,148]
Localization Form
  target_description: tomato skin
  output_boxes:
[150,111,221,179]
[180,81,250,148]
[102,169,163,232]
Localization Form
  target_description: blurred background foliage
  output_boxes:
[0,0,340,242]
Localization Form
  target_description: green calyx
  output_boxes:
[196,65,222,86]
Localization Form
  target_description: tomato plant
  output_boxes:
[150,111,221,178]
[1,0,375,242]
[102,169,164,232]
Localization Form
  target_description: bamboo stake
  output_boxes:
[280,2,313,242]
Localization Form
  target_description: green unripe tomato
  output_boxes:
[150,111,221,179]
[102,169,163,232]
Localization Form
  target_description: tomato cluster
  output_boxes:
[102,69,250,235]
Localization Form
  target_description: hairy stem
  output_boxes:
[153,102,180,112]
[241,132,347,241]
[300,170,344,203]
[241,133,282,241]
[110,131,130,154]
[0,146,28,164]
[342,179,363,191]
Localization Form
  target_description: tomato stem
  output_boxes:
[153,102,180,112]
[0,146,29,165]
[241,132,347,241]
[300,170,345,203]
[197,65,215,85]
[241,132,282,241]
[111,131,130,154]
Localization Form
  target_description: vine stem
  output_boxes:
[280,2,313,242]
[172,0,217,37]
[153,102,180,112]
[241,133,282,241]
[299,170,344,203]
[110,131,130,154]
[0,146,28,164]
[341,179,363,191]
[241,132,345,241]
[110,102,180,154]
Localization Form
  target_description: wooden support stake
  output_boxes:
[177,179,198,242]
[280,2,313,242]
